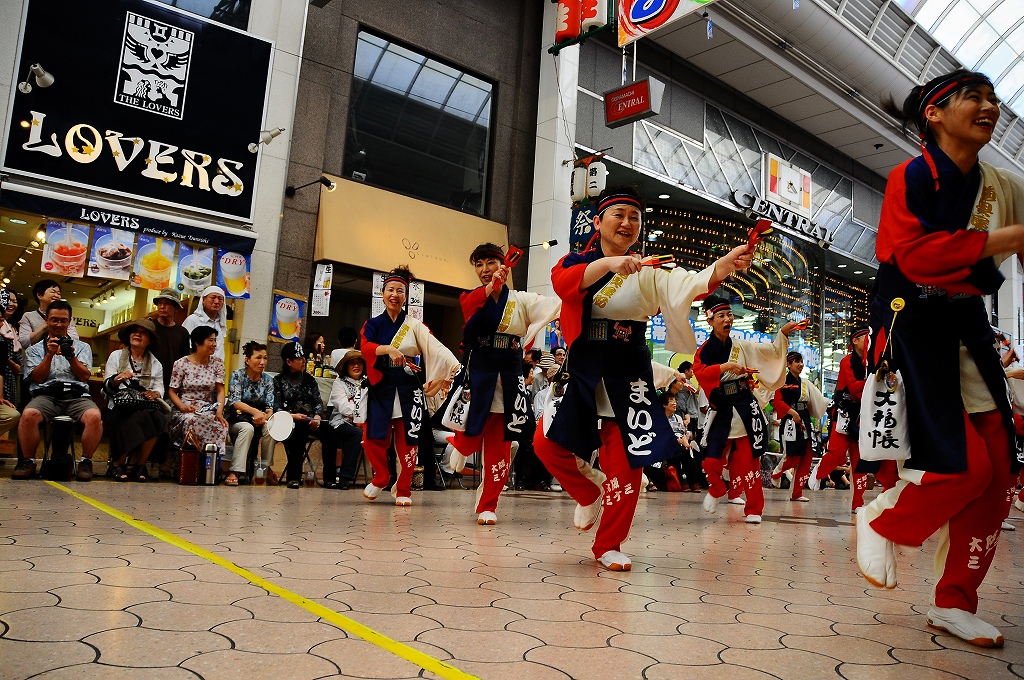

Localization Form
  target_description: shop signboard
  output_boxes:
[731,190,831,244]
[0,187,257,253]
[603,78,665,129]
[617,0,719,46]
[1,0,273,223]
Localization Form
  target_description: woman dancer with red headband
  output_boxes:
[360,266,460,506]
[856,69,1024,647]
[447,243,561,525]
[533,185,753,571]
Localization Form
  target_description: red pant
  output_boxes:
[869,410,1014,612]
[819,433,900,510]
[1017,469,1024,505]
[533,420,642,558]
[778,441,813,500]
[362,419,417,497]
[453,414,512,514]
[702,438,764,516]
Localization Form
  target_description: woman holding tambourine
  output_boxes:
[443,243,560,525]
[359,266,460,507]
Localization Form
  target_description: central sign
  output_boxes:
[603,78,665,129]
[732,190,831,244]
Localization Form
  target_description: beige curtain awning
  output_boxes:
[316,176,510,290]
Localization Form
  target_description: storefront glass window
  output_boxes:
[641,207,868,396]
[155,0,250,30]
[344,31,494,216]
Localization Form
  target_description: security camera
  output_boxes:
[743,209,756,220]
[817,238,832,251]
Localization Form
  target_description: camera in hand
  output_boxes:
[57,335,75,357]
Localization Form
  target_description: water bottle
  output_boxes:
[203,443,219,485]
[254,463,267,486]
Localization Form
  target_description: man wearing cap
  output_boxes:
[533,185,754,571]
[18,300,102,481]
[693,295,798,523]
[152,288,191,394]
[182,286,228,361]
[771,351,828,503]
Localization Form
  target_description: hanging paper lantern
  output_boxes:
[571,165,587,203]
[586,160,607,198]
[581,0,608,31]
[555,0,583,45]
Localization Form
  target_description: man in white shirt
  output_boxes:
[182,286,227,361]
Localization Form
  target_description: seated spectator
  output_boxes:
[225,341,276,486]
[1,289,22,402]
[0,290,20,455]
[328,349,368,489]
[274,341,339,488]
[16,300,101,480]
[182,286,227,361]
[19,279,79,349]
[168,326,228,464]
[103,319,168,482]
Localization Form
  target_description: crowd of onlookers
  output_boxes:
[2,280,853,494]
[3,280,369,489]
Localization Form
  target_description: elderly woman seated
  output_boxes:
[103,318,170,482]
[168,325,228,464]
[224,341,276,486]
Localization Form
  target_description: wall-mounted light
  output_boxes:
[9,218,27,225]
[528,240,558,250]
[248,127,285,153]
[17,64,54,93]
[285,176,336,197]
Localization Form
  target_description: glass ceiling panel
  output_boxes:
[898,0,1024,118]
[932,2,978,47]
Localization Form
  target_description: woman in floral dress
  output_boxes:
[168,325,228,457]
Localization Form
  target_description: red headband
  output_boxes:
[851,328,869,341]
[382,275,408,290]
[596,194,643,216]
[704,302,731,319]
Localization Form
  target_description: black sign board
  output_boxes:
[2,0,273,223]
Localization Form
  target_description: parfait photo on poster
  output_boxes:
[42,220,91,277]
[88,227,135,280]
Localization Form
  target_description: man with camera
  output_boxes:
[17,300,102,480]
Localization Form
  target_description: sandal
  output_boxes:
[133,465,149,482]
[224,472,239,486]
[113,464,129,482]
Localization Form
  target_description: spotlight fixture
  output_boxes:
[285,176,336,197]
[528,240,559,250]
[35,229,45,241]
[248,127,285,153]
[17,64,54,93]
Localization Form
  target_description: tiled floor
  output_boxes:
[0,480,1021,679]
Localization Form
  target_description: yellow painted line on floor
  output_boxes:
[46,481,478,680]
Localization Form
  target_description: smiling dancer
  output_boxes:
[448,243,561,525]
[693,296,799,523]
[856,69,1024,647]
[533,185,754,571]
[360,266,461,507]
[771,351,828,503]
